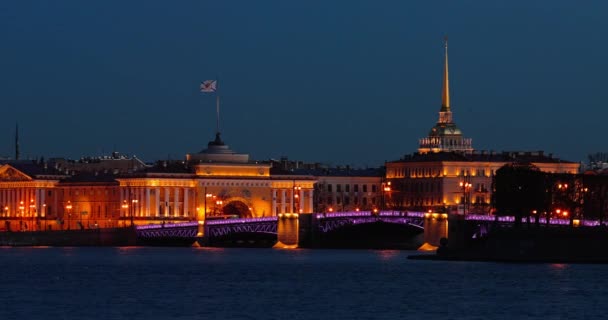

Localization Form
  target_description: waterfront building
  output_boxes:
[116,133,316,225]
[386,151,579,214]
[271,167,384,213]
[0,133,317,231]
[386,40,579,214]
[49,152,147,175]
[0,161,67,231]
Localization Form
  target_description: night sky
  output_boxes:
[1,1,606,166]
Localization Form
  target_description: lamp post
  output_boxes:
[42,204,47,231]
[66,201,72,230]
[294,186,301,213]
[205,191,213,221]
[131,199,138,226]
[121,200,129,228]
[18,201,24,231]
[383,181,392,212]
[215,200,223,216]
[29,199,35,231]
[459,181,472,215]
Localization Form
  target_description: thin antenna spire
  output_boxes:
[15,122,20,160]
[441,36,450,111]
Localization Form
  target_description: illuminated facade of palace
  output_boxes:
[0,133,316,231]
[386,40,580,214]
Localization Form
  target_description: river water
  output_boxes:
[0,247,604,320]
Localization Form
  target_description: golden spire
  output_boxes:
[441,36,450,112]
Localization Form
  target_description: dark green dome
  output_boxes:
[428,123,462,136]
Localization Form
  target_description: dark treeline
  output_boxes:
[493,163,608,226]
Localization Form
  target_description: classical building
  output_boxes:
[0,133,317,231]
[387,40,580,214]
[272,167,384,213]
[49,152,147,175]
[386,151,579,214]
[117,133,316,224]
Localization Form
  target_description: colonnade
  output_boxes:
[0,187,49,218]
[271,188,314,215]
[119,187,192,218]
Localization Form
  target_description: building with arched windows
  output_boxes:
[386,40,579,214]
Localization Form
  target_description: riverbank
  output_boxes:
[409,225,608,263]
[0,227,136,246]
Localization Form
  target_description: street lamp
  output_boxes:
[205,192,213,221]
[66,201,73,230]
[215,200,223,216]
[131,199,138,226]
[382,181,392,211]
[29,199,35,231]
[293,185,301,213]
[18,201,25,231]
[121,200,129,227]
[459,181,472,215]
[42,204,47,230]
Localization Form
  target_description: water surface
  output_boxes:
[0,247,603,319]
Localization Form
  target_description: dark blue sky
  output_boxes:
[1,1,606,166]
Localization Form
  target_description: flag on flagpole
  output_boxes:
[200,80,217,92]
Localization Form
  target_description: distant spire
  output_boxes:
[15,122,19,160]
[441,36,450,112]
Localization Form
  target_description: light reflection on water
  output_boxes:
[0,247,604,320]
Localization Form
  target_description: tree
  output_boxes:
[494,163,548,226]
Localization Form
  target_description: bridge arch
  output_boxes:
[222,199,253,218]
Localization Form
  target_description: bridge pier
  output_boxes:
[422,213,449,247]
[276,214,299,247]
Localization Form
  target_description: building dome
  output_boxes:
[186,133,250,163]
[428,124,462,136]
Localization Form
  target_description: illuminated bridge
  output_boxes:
[133,212,607,247]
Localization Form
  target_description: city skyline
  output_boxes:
[1,1,606,165]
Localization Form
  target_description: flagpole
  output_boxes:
[216,94,220,134]
[216,76,220,135]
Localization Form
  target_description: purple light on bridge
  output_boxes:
[136,222,199,230]
[205,216,278,226]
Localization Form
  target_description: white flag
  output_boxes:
[200,80,217,92]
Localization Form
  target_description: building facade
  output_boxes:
[387,40,580,214]
[386,151,579,214]
[0,134,317,231]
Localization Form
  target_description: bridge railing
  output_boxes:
[205,216,278,226]
[315,211,426,219]
[135,222,199,230]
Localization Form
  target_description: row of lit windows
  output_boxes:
[390,167,496,178]
[323,184,378,193]
[319,196,377,206]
